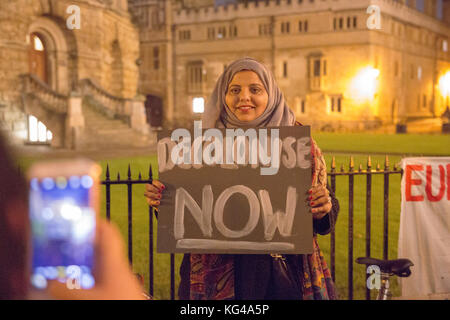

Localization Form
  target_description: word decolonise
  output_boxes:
[157,121,311,176]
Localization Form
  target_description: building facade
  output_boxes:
[0,0,152,149]
[130,0,450,132]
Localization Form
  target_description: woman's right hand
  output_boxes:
[144,180,165,208]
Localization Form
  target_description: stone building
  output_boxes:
[129,0,450,132]
[0,0,152,150]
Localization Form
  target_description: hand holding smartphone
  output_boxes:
[27,159,101,291]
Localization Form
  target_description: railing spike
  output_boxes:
[331,156,336,170]
[117,172,121,181]
[149,164,153,180]
[376,163,380,171]
[385,155,389,169]
[138,171,142,180]
[359,164,363,172]
[367,156,372,168]
[106,163,110,180]
[349,156,354,171]
[128,164,132,180]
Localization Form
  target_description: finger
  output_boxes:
[146,198,160,207]
[308,186,329,202]
[144,191,162,201]
[152,180,165,192]
[311,203,332,218]
[309,194,330,208]
[145,183,161,194]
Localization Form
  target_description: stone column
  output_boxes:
[66,92,84,149]
[129,95,149,135]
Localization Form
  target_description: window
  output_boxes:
[422,94,427,108]
[259,23,272,36]
[417,66,422,80]
[443,40,448,52]
[207,27,215,40]
[153,46,160,70]
[313,59,321,77]
[330,96,342,113]
[187,61,204,93]
[192,97,205,113]
[283,61,288,78]
[301,99,305,113]
[28,115,52,144]
[179,30,191,40]
[353,16,357,28]
[298,20,308,32]
[281,22,290,34]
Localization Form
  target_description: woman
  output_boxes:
[145,57,339,300]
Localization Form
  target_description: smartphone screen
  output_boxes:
[28,173,96,290]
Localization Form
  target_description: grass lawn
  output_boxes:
[16,133,449,300]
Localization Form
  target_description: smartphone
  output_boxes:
[27,159,101,291]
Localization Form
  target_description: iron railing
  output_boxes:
[101,156,403,300]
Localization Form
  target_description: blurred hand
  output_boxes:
[308,185,332,220]
[48,219,146,300]
[144,180,165,208]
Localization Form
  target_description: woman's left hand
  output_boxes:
[308,185,332,220]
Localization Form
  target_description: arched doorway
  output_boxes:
[145,95,163,128]
[29,33,48,84]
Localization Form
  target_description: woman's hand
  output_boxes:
[144,180,165,208]
[308,185,332,220]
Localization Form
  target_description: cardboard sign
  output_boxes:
[156,123,313,254]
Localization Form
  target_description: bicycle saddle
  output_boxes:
[355,257,414,277]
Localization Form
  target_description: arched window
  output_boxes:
[28,115,52,144]
[29,33,48,84]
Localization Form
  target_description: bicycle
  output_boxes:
[356,257,414,300]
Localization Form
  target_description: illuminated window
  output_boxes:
[33,35,44,51]
[28,115,52,143]
[192,97,204,113]
[443,40,448,52]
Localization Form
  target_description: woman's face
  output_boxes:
[225,70,269,122]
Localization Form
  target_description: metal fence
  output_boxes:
[101,156,403,300]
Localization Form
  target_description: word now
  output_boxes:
[405,164,450,202]
[158,121,311,176]
[174,184,298,250]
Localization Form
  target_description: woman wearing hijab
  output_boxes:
[145,57,339,300]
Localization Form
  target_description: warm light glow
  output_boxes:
[350,67,380,100]
[438,71,450,98]
[33,35,44,51]
[193,97,205,113]
[28,115,53,143]
[29,115,38,142]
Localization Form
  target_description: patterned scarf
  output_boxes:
[189,137,337,300]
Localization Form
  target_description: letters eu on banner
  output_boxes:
[156,122,313,254]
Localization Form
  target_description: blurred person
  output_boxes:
[0,134,146,300]
[145,57,339,300]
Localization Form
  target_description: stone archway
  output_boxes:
[28,16,71,94]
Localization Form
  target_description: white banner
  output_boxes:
[398,157,450,298]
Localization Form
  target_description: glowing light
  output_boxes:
[33,36,44,52]
[81,273,95,289]
[31,273,47,289]
[55,177,68,189]
[81,175,93,189]
[60,203,82,220]
[350,67,380,100]
[438,71,450,98]
[42,177,55,190]
[193,97,205,113]
[28,115,38,142]
[69,176,81,189]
